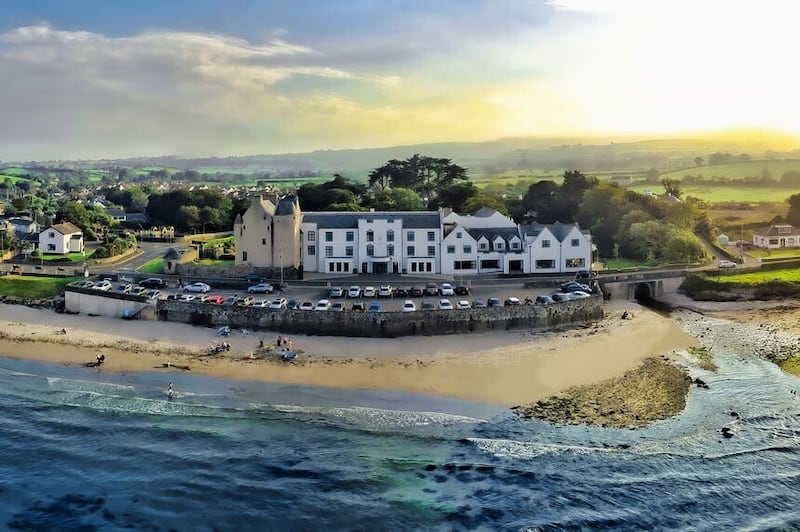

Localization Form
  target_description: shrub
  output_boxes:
[92,247,111,259]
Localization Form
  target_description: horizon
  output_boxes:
[2,1,800,161]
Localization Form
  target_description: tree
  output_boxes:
[436,181,478,212]
[694,156,704,167]
[786,194,800,226]
[661,178,682,198]
[462,195,509,216]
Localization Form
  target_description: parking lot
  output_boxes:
[80,273,594,311]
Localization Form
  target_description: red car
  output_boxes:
[205,294,226,305]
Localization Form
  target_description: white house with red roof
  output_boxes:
[752,223,800,249]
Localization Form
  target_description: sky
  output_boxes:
[1,0,799,161]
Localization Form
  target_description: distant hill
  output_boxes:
[8,129,800,178]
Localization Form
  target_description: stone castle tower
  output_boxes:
[234,195,302,268]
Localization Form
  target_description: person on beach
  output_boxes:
[96,353,105,365]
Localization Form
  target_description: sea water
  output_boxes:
[2,349,800,531]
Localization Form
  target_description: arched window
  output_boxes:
[386,229,394,242]
[367,244,374,256]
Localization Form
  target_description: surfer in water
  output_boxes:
[167,382,174,399]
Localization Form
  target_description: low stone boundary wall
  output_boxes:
[156,297,603,338]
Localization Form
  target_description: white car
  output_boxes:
[184,282,211,293]
[457,300,471,309]
[314,299,332,311]
[440,283,455,296]
[91,280,112,291]
[347,285,361,298]
[252,299,270,307]
[570,291,591,299]
[438,299,454,310]
[177,293,196,302]
[300,301,315,311]
[362,286,376,298]
[402,300,416,312]
[718,260,737,269]
[247,282,274,294]
[378,285,393,297]
[330,286,344,298]
[268,297,288,309]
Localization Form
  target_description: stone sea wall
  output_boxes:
[156,297,604,338]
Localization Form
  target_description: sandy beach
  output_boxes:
[0,300,695,406]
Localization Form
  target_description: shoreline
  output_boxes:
[0,300,695,407]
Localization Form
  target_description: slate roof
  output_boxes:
[754,224,800,237]
[521,222,587,241]
[275,195,300,216]
[303,211,441,229]
[465,227,521,243]
[50,222,82,235]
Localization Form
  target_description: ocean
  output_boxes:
[2,349,800,531]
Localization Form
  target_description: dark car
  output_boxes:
[472,299,487,309]
[561,281,591,293]
[246,273,266,283]
[139,277,166,289]
[394,287,408,298]
[455,285,470,296]
[487,297,502,307]
[425,282,439,296]
[286,299,300,310]
[421,301,436,311]
[351,301,366,312]
[410,286,424,297]
[535,295,555,305]
[575,270,597,281]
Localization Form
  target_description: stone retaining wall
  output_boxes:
[156,297,604,338]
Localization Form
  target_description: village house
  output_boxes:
[39,222,84,255]
[752,223,800,249]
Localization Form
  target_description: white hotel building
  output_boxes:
[236,195,593,276]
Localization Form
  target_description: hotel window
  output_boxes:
[346,231,354,242]
[242,251,248,261]
[387,230,395,242]
[307,231,316,242]
[463,245,472,253]
[387,244,394,256]
[427,245,435,256]
[456,232,462,239]
[407,232,415,242]
[479,242,488,251]
[511,241,519,249]
[367,244,374,256]
[262,238,266,245]
[496,242,504,251]
[49,231,55,238]
[571,238,580,247]
[427,231,435,242]
[367,230,374,242]
[325,246,333,257]
[536,259,555,269]
[407,245,415,256]
[346,246,354,257]
[447,245,455,254]
[542,240,550,248]
[307,246,316,256]
[325,231,333,242]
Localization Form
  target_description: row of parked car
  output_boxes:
[330,282,470,299]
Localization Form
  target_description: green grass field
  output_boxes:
[709,268,800,284]
[629,183,793,203]
[195,258,235,267]
[0,275,82,298]
[659,159,800,182]
[40,252,91,263]
[138,258,165,274]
